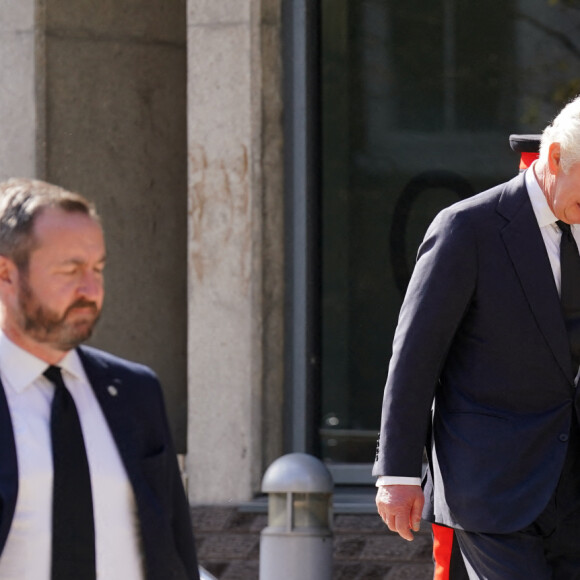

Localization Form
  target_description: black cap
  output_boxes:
[509,134,541,153]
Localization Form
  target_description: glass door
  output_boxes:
[320,0,580,482]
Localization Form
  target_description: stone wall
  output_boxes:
[43,0,189,448]
[0,0,286,491]
[186,0,285,503]
[0,0,38,179]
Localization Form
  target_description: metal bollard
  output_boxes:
[259,453,333,580]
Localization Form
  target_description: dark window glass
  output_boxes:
[320,0,580,471]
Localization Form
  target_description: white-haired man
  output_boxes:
[374,95,580,578]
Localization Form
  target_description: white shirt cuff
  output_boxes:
[375,476,422,487]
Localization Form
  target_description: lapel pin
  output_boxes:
[107,385,118,397]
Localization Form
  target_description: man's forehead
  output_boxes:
[32,208,102,237]
[29,209,105,256]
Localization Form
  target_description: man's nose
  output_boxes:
[78,271,103,299]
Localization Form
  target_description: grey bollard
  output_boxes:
[259,453,333,580]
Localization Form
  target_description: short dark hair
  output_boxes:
[0,178,99,269]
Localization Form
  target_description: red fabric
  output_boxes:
[432,523,455,580]
[519,152,539,170]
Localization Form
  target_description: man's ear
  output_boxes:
[548,142,562,174]
[0,256,19,296]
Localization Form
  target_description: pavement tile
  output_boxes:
[227,511,263,532]
[333,536,367,558]
[333,562,394,580]
[334,514,387,533]
[385,563,434,579]
[191,506,236,532]
[197,533,259,560]
[412,535,435,559]
[194,506,436,580]
[249,513,268,532]
[220,561,260,580]
[247,540,260,560]
[361,535,428,561]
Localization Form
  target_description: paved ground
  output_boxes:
[191,505,434,579]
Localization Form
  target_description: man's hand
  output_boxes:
[376,485,424,541]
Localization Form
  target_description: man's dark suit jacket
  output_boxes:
[0,345,200,580]
[373,170,580,534]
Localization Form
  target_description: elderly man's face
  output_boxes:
[546,145,580,224]
[13,208,106,352]
[550,162,580,224]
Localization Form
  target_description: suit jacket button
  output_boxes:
[559,433,569,442]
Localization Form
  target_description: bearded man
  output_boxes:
[0,178,199,580]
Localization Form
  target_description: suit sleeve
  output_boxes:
[168,440,200,578]
[373,206,477,478]
[171,459,200,579]
[154,384,201,580]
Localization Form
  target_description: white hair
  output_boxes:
[540,95,580,173]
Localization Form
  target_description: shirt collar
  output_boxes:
[525,162,558,229]
[0,331,85,393]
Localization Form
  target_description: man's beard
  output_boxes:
[17,277,101,352]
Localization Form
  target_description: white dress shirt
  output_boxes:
[0,332,145,579]
[377,164,580,487]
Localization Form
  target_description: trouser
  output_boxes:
[452,414,580,580]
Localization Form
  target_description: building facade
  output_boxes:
[2,0,580,513]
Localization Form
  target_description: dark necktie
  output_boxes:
[45,365,96,580]
[557,221,580,375]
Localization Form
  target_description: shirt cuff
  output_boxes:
[375,476,422,487]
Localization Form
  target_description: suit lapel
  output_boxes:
[498,174,572,382]
[76,348,143,485]
[0,379,18,554]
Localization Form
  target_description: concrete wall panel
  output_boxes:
[44,6,188,449]
[0,31,37,180]
[46,0,185,44]
[0,0,34,31]
[0,0,37,180]
[187,20,257,503]
[187,1,250,26]
[186,0,284,504]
